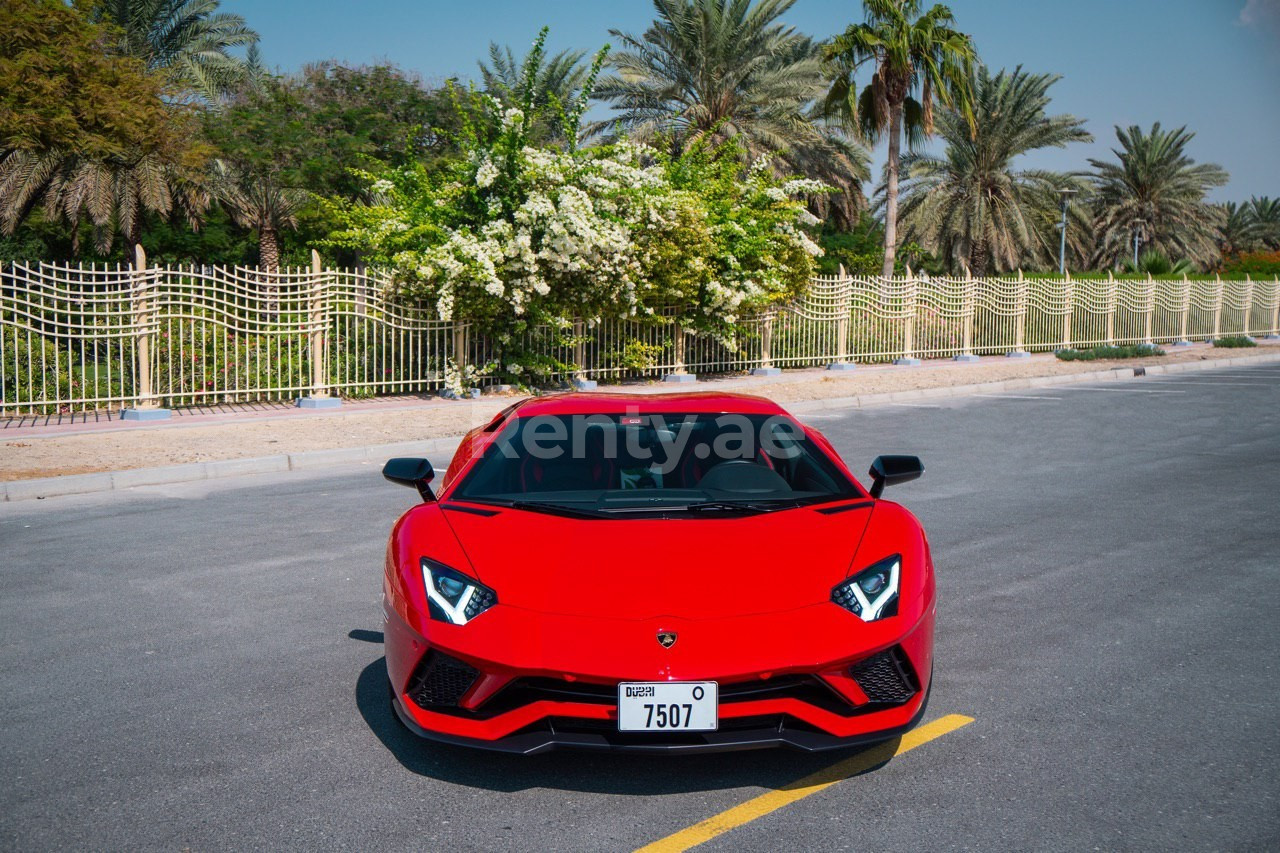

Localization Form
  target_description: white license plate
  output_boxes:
[617,682,718,731]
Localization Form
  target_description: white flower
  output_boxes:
[781,178,830,196]
[371,178,394,194]
[797,232,823,257]
[476,159,498,188]
[502,107,525,129]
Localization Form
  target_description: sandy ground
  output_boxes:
[2,344,1276,481]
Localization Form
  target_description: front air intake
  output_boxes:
[406,652,480,709]
[849,647,919,705]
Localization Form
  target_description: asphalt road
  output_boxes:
[2,362,1278,851]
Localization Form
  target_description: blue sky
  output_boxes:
[221,0,1280,202]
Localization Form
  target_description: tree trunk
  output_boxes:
[881,102,903,278]
[259,226,280,315]
[259,226,280,271]
[968,230,989,278]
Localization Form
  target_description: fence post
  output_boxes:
[836,266,850,362]
[825,265,856,371]
[663,318,696,382]
[954,268,979,363]
[453,324,469,381]
[297,250,339,408]
[1240,275,1254,338]
[963,272,974,354]
[1144,273,1154,344]
[1106,271,1116,346]
[121,244,170,420]
[1271,276,1280,338]
[1212,276,1223,341]
[1177,274,1191,345]
[1006,270,1029,359]
[761,313,773,367]
[892,272,921,365]
[750,312,780,376]
[571,319,597,389]
[1062,271,1073,349]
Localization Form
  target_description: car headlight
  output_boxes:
[831,554,900,622]
[421,558,497,625]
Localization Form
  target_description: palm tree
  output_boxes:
[93,0,259,103]
[1247,196,1280,249]
[212,161,305,270]
[1217,201,1259,257]
[893,67,1092,275]
[591,0,869,217]
[822,0,977,277]
[1123,249,1192,276]
[0,0,212,252]
[479,39,590,143]
[1088,123,1228,271]
[0,148,208,253]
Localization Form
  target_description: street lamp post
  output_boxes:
[1057,188,1078,275]
[1132,218,1146,269]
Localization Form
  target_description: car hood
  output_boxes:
[440,502,873,620]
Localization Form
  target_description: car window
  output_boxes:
[452,412,858,516]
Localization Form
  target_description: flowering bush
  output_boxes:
[325,29,825,376]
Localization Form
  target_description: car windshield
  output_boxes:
[452,412,859,517]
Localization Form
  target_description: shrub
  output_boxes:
[1221,250,1280,277]
[1,325,74,412]
[1055,344,1165,361]
[1212,335,1257,348]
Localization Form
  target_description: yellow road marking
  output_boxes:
[635,714,975,853]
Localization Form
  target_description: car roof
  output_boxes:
[509,391,788,417]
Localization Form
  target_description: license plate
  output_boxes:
[617,682,718,731]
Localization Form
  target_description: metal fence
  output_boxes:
[3,249,1278,415]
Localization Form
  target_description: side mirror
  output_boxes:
[383,457,436,502]
[868,455,924,499]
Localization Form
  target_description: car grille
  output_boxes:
[849,647,919,704]
[406,652,479,709]
[479,674,861,718]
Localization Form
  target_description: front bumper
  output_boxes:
[384,598,935,754]
[390,680,931,754]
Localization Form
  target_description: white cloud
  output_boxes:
[1240,0,1280,37]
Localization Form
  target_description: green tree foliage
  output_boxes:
[91,0,259,103]
[894,67,1092,275]
[326,48,826,372]
[0,0,208,253]
[1089,123,1228,271]
[201,62,480,265]
[591,0,868,225]
[823,0,977,276]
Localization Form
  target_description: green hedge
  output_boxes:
[1054,344,1165,361]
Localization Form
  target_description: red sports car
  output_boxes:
[381,392,931,753]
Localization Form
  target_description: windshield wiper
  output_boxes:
[683,498,806,514]
[504,500,606,519]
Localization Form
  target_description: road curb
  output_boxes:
[5,351,1278,503]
